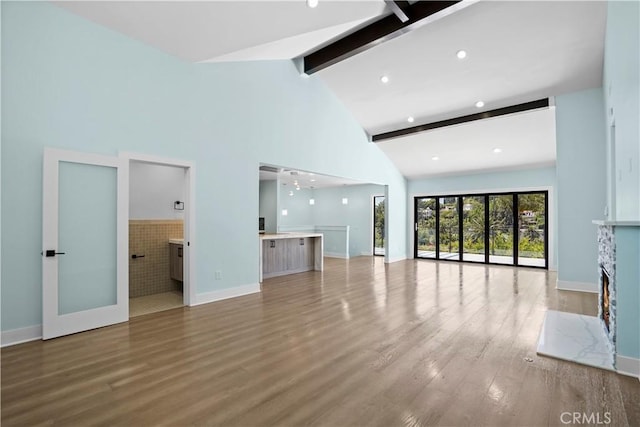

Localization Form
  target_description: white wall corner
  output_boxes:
[385,255,407,264]
[1,324,43,347]
[556,280,598,293]
[616,354,640,379]
[191,283,261,307]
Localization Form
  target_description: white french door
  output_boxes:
[42,148,128,339]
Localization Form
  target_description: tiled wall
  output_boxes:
[129,220,184,298]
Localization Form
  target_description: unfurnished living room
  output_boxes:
[1,1,639,426]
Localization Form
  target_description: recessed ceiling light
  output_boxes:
[380,75,389,84]
[407,116,415,123]
[456,50,467,59]
[493,148,502,153]
[310,179,316,182]
[307,0,318,8]
[432,156,440,161]
[475,101,485,108]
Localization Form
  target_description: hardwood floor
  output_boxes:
[2,257,639,426]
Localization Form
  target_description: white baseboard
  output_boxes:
[616,354,640,379]
[1,324,42,347]
[191,283,260,306]
[360,251,373,256]
[324,252,349,259]
[556,279,598,293]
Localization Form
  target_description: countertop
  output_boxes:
[259,232,323,240]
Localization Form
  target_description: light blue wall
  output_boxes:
[1,2,407,331]
[258,180,278,233]
[555,88,606,288]
[408,166,557,268]
[313,184,385,257]
[614,227,640,360]
[276,183,385,257]
[603,0,640,220]
[278,186,314,229]
[603,0,640,362]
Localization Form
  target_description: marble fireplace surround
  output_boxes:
[537,220,639,373]
[596,224,617,361]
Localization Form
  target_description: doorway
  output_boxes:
[122,152,195,316]
[373,196,385,256]
[128,161,187,317]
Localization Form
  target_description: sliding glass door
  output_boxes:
[415,191,547,269]
[415,197,437,258]
[517,193,547,267]
[439,197,459,260]
[489,194,514,265]
[462,196,485,262]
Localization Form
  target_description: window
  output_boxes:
[414,191,548,269]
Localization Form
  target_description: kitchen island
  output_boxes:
[259,233,323,282]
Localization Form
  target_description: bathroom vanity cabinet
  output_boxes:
[169,242,183,282]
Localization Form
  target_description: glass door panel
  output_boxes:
[517,193,546,267]
[439,197,459,260]
[489,195,514,264]
[373,196,385,256]
[416,198,436,258]
[462,196,485,262]
[58,161,118,314]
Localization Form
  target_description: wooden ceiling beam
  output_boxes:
[372,99,551,142]
[303,1,461,75]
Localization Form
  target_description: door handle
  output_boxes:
[131,254,145,259]
[44,250,66,257]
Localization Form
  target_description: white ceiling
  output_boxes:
[54,0,608,179]
[377,107,557,179]
[259,166,368,189]
[54,1,388,62]
[318,1,606,135]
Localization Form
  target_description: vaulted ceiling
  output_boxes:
[55,0,608,179]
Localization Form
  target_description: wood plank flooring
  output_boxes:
[2,257,639,426]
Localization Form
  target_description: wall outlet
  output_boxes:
[215,270,222,280]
